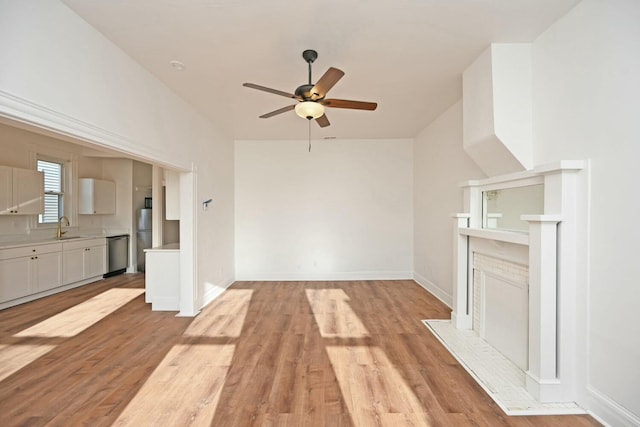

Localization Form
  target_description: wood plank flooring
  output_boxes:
[0,275,600,426]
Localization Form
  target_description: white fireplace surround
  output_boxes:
[451,160,588,405]
[473,253,529,371]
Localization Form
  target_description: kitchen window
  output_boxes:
[37,159,64,224]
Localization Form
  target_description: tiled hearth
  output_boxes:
[423,319,585,415]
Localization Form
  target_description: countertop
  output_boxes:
[0,233,128,250]
[144,243,180,252]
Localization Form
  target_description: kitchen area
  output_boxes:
[0,121,180,310]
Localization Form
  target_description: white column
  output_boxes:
[178,168,199,317]
[452,213,472,329]
[522,214,562,402]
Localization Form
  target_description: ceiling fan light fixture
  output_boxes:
[295,101,324,120]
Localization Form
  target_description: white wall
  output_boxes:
[235,139,413,280]
[413,101,485,305]
[198,130,235,304]
[0,1,235,308]
[532,0,640,423]
[0,121,93,237]
[462,44,533,176]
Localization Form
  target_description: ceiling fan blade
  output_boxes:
[321,99,378,111]
[315,114,330,128]
[310,67,345,99]
[243,83,298,99]
[259,104,296,118]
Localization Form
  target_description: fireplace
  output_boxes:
[473,253,529,370]
[445,161,588,406]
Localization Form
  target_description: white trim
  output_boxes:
[460,227,529,246]
[461,169,539,188]
[151,297,180,312]
[235,271,413,281]
[460,160,585,188]
[0,89,190,171]
[520,214,562,222]
[584,385,640,427]
[534,160,585,174]
[200,277,235,309]
[413,272,452,307]
[178,169,198,317]
[0,276,106,310]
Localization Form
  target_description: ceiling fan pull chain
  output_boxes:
[308,120,312,152]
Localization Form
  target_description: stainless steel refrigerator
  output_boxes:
[136,208,152,272]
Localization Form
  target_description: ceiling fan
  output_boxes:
[242,49,377,128]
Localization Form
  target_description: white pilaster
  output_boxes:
[522,214,562,402]
[452,213,472,329]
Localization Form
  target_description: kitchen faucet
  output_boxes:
[57,216,70,239]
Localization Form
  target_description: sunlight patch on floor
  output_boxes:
[14,288,145,338]
[114,344,234,426]
[184,289,253,338]
[306,289,369,338]
[0,288,144,381]
[326,345,433,426]
[0,343,56,382]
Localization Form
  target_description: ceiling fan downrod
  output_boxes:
[242,48,377,128]
[302,49,317,85]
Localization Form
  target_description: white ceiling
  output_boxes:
[61,0,580,141]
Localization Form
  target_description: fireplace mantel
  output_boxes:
[451,160,587,404]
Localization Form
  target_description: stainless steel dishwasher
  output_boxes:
[104,234,129,277]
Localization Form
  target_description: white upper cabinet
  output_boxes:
[78,178,115,214]
[0,166,44,215]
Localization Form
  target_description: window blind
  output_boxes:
[37,159,64,224]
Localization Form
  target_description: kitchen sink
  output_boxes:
[57,235,89,240]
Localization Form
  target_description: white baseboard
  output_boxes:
[584,385,640,427]
[199,276,235,309]
[151,297,180,312]
[0,275,105,310]
[235,271,413,282]
[413,272,452,308]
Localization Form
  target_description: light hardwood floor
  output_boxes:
[0,275,600,426]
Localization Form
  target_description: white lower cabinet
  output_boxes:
[33,251,63,292]
[0,238,106,308]
[85,243,106,278]
[62,247,85,285]
[0,256,31,301]
[0,242,62,303]
[62,238,106,285]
